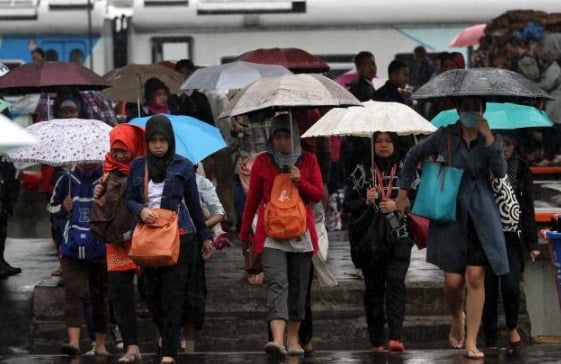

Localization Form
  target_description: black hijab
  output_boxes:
[372,132,401,173]
[145,114,175,182]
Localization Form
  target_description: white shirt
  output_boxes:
[147,180,165,209]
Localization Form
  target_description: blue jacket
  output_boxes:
[126,155,212,241]
[398,124,509,275]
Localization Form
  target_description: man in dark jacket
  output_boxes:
[374,59,409,104]
[349,51,378,101]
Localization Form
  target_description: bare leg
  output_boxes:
[464,265,485,358]
[94,332,109,355]
[67,327,80,349]
[286,320,303,351]
[444,272,465,348]
[269,319,286,346]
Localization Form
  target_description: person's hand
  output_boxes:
[529,249,541,262]
[93,184,105,199]
[140,208,159,224]
[365,186,379,206]
[231,116,246,133]
[379,198,397,213]
[290,166,301,183]
[202,239,213,260]
[63,196,73,212]
[475,116,494,145]
[395,189,410,213]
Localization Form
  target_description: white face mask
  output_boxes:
[458,111,479,128]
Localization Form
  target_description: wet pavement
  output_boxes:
[1,235,561,363]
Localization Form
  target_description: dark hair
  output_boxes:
[144,77,170,103]
[414,46,427,56]
[45,49,59,61]
[388,59,408,76]
[175,59,196,72]
[354,51,374,68]
[32,48,45,57]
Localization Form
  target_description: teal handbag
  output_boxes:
[412,130,463,222]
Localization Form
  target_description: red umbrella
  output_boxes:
[237,47,330,73]
[449,23,487,48]
[0,62,111,94]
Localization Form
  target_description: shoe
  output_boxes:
[60,344,81,356]
[112,325,124,350]
[370,346,385,353]
[287,347,305,356]
[464,349,484,360]
[303,343,314,357]
[84,348,111,356]
[118,352,142,363]
[388,340,405,353]
[264,341,287,356]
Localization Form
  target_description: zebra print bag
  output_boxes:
[490,175,520,232]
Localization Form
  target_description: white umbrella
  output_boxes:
[6,118,112,166]
[181,61,291,90]
[223,73,362,117]
[301,100,437,138]
[0,114,38,154]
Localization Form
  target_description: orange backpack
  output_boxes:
[264,173,308,240]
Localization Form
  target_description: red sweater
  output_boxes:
[239,151,324,254]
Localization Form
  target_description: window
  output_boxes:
[151,37,192,63]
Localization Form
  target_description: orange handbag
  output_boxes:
[129,163,180,267]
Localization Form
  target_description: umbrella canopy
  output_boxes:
[223,73,361,117]
[0,62,110,95]
[0,114,38,154]
[432,102,553,129]
[33,91,116,125]
[449,23,487,48]
[237,47,330,73]
[6,118,112,166]
[333,69,387,90]
[102,64,184,103]
[411,68,553,101]
[301,101,437,138]
[181,61,291,90]
[129,114,227,164]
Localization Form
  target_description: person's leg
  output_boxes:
[362,264,387,349]
[286,252,312,353]
[182,238,206,352]
[386,238,412,349]
[109,270,140,356]
[89,260,109,354]
[298,263,314,351]
[261,248,289,348]
[464,265,485,356]
[0,161,20,277]
[501,236,523,345]
[482,266,499,347]
[61,256,88,351]
[233,176,246,232]
[444,271,466,348]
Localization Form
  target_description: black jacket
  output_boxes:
[349,77,376,101]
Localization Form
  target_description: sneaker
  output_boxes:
[84,342,96,356]
[111,326,124,350]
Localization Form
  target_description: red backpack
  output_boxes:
[264,173,307,240]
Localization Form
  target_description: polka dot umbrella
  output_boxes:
[6,118,112,166]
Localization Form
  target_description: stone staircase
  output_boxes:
[30,232,531,354]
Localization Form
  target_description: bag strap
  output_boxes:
[446,127,454,167]
[143,162,149,203]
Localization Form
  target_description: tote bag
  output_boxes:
[412,131,463,222]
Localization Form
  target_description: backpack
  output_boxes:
[264,173,307,240]
[89,172,135,244]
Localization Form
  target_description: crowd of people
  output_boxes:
[0,25,557,361]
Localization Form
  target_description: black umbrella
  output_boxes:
[411,68,553,101]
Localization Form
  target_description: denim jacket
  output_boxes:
[126,155,213,241]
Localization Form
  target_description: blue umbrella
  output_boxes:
[431,102,553,130]
[129,114,226,163]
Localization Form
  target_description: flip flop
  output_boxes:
[464,349,484,360]
[60,344,81,356]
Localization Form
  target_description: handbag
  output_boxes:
[129,163,180,267]
[243,235,263,274]
[407,214,430,250]
[412,130,463,222]
[489,174,520,232]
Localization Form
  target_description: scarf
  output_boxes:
[104,124,146,175]
[146,100,170,115]
[145,114,176,182]
[265,114,302,170]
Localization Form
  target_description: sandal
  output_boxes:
[464,349,484,360]
[118,352,142,363]
[247,272,264,285]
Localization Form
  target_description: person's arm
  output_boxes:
[126,159,145,221]
[47,173,70,218]
[239,156,265,242]
[196,175,225,228]
[182,163,213,241]
[291,154,324,204]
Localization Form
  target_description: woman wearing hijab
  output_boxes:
[239,113,324,357]
[395,97,508,360]
[93,124,146,363]
[343,132,413,353]
[126,115,213,364]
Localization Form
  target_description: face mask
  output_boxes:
[458,111,479,128]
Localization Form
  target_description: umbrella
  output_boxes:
[181,61,291,90]
[102,64,184,104]
[334,69,387,90]
[449,23,487,48]
[411,68,553,101]
[6,118,112,166]
[0,62,111,95]
[223,73,361,117]
[431,102,553,129]
[0,114,38,154]
[32,91,116,125]
[129,114,227,164]
[236,47,330,73]
[301,101,437,138]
